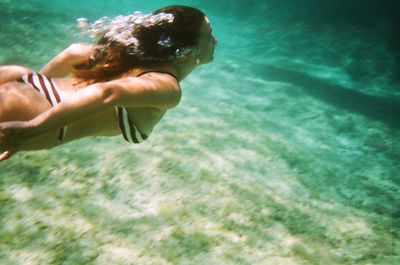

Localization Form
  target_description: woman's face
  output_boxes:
[196,17,217,64]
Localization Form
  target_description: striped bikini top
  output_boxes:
[115,71,179,144]
[115,106,148,144]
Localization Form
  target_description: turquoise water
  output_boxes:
[1,0,399,264]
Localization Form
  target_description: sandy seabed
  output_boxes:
[1,1,399,264]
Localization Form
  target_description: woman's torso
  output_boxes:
[52,69,174,143]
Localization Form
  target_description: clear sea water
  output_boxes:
[0,0,399,264]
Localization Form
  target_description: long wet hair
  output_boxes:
[73,6,206,83]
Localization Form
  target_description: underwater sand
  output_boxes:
[1,0,399,264]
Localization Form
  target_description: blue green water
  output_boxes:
[1,0,399,264]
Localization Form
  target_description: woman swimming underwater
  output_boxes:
[0,5,217,161]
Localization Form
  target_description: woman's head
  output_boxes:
[140,6,209,61]
[75,6,215,82]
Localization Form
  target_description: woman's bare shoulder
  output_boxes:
[105,71,181,110]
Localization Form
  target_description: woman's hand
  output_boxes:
[0,151,15,162]
[0,121,27,159]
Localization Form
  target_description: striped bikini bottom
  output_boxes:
[21,73,148,145]
[21,73,67,144]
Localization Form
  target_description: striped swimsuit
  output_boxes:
[114,71,178,144]
[115,107,148,144]
[21,73,67,144]
[22,71,177,145]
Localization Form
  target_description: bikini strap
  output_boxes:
[136,71,179,82]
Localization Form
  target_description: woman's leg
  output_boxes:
[0,65,34,85]
[0,81,51,122]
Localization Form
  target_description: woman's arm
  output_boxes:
[28,73,180,135]
[0,73,180,151]
[40,43,93,78]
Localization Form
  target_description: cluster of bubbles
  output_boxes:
[77,12,197,61]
